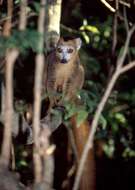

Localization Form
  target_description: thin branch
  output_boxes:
[0,0,28,169]
[123,5,131,62]
[7,0,13,23]
[2,0,13,36]
[33,0,46,183]
[19,0,27,30]
[120,60,135,74]
[61,24,81,34]
[116,0,119,10]
[72,24,135,190]
[33,1,55,187]
[112,0,119,56]
[119,0,130,8]
[123,6,129,33]
[109,0,119,80]
[100,0,115,12]
[116,25,135,68]
[117,12,133,27]
[33,55,45,183]
[111,104,129,113]
[0,0,14,168]
[72,67,119,190]
[0,49,19,168]
[0,0,3,5]
[112,11,118,56]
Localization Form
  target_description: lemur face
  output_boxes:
[56,45,74,64]
[56,37,82,64]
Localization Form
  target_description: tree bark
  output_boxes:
[45,0,62,52]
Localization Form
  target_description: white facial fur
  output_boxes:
[57,45,74,63]
[56,38,82,63]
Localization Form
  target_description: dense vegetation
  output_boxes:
[0,0,135,190]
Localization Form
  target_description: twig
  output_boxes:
[32,0,46,184]
[33,1,56,187]
[0,0,15,168]
[0,49,19,168]
[123,5,131,62]
[117,12,133,27]
[100,0,115,12]
[0,0,3,5]
[112,11,117,56]
[111,104,129,113]
[119,0,130,8]
[72,68,119,190]
[19,0,27,30]
[72,24,135,190]
[123,6,129,33]
[61,24,81,35]
[112,0,119,56]
[120,60,135,74]
[33,55,45,183]
[2,0,13,36]
[0,0,28,169]
[109,0,119,82]
[116,25,135,68]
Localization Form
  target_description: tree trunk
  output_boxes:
[45,0,62,52]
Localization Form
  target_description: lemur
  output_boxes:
[45,38,95,190]
[45,37,84,108]
[25,37,84,123]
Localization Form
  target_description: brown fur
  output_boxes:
[71,116,96,190]
[45,38,84,107]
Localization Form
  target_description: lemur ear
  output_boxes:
[57,37,64,43]
[75,38,82,50]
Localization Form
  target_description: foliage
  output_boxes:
[0,29,42,56]
[0,0,135,182]
[61,12,135,159]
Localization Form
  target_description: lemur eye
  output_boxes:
[68,48,73,53]
[57,47,62,53]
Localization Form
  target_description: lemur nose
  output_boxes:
[61,59,68,64]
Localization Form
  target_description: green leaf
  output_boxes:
[64,103,77,120]
[81,31,90,44]
[19,160,28,167]
[122,147,135,158]
[15,0,21,4]
[99,115,107,129]
[114,113,126,124]
[76,110,88,127]
[111,122,118,132]
[103,139,115,158]
[33,2,40,13]
[103,26,111,38]
[80,25,100,34]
